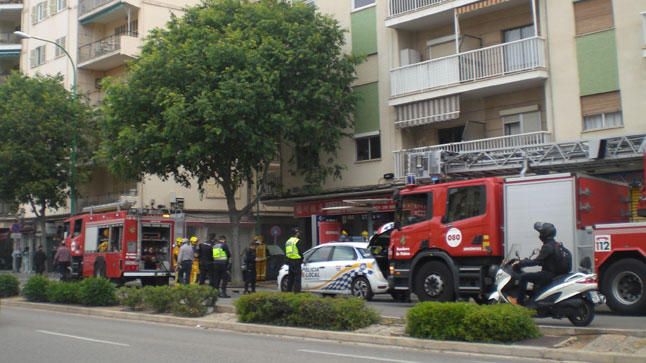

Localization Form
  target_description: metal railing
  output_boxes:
[79,0,117,17]
[393,131,552,178]
[0,32,20,44]
[78,32,138,64]
[388,0,453,17]
[77,189,137,211]
[0,0,23,4]
[391,37,545,97]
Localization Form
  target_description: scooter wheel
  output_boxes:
[567,299,595,327]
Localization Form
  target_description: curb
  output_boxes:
[2,299,644,363]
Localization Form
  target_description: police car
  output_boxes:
[277,242,389,300]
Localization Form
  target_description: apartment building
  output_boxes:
[0,0,21,83]
[8,0,295,269]
[273,0,646,244]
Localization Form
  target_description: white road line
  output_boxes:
[36,330,130,347]
[298,349,420,363]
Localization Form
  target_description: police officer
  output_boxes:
[197,234,215,285]
[212,235,231,298]
[285,227,302,293]
[514,222,561,306]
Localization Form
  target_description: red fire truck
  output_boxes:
[380,173,642,312]
[63,209,175,285]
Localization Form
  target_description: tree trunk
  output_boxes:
[224,189,243,284]
[39,203,47,251]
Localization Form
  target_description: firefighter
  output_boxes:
[189,236,200,284]
[285,227,302,293]
[173,237,182,283]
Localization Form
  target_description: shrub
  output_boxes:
[46,281,81,304]
[235,292,379,331]
[406,302,541,343]
[78,277,116,306]
[22,275,50,302]
[0,274,20,298]
[171,285,218,317]
[142,286,175,313]
[117,287,146,311]
[463,304,540,342]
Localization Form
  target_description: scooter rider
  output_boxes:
[514,222,562,306]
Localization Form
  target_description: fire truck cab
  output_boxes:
[64,209,175,285]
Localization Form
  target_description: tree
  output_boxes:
[100,0,360,280]
[0,72,92,248]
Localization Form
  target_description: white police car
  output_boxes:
[277,242,389,300]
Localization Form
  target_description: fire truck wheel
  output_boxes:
[602,259,646,315]
[414,261,454,302]
[94,258,107,278]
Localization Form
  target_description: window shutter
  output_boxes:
[41,46,47,64]
[30,49,37,68]
[31,6,38,24]
[574,0,613,35]
[49,0,57,15]
[580,91,621,116]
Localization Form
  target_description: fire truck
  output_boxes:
[378,172,644,312]
[63,207,176,285]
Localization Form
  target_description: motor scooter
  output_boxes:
[488,245,605,326]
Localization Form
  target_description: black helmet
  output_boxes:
[534,222,556,241]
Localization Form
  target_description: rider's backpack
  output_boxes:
[555,242,573,275]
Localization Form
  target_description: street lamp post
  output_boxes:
[14,31,79,215]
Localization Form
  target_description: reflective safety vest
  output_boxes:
[285,237,301,259]
[212,243,227,261]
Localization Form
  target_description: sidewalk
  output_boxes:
[2,297,645,363]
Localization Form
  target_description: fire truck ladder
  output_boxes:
[439,133,646,177]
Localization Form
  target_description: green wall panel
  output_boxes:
[576,30,619,96]
[354,82,379,134]
[351,6,377,56]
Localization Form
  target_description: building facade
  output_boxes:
[274,0,646,244]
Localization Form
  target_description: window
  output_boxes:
[584,111,623,131]
[352,0,375,10]
[110,225,123,252]
[115,20,139,36]
[580,91,623,131]
[445,185,486,223]
[331,246,357,261]
[501,111,541,136]
[305,246,332,263]
[574,0,614,35]
[438,126,464,145]
[56,0,67,13]
[399,193,432,227]
[73,220,82,237]
[30,46,46,68]
[356,134,381,161]
[503,25,536,71]
[84,227,98,252]
[32,1,48,24]
[54,37,65,58]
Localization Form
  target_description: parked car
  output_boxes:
[277,242,389,300]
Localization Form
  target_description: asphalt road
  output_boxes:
[1,306,559,363]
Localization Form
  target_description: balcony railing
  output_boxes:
[393,131,552,178]
[391,37,546,97]
[79,0,117,17]
[0,32,20,44]
[77,190,137,211]
[0,0,23,4]
[388,0,453,17]
[78,32,138,64]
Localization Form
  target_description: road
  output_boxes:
[0,306,558,363]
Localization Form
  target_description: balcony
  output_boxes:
[0,32,20,58]
[78,33,140,71]
[386,0,479,29]
[390,37,547,105]
[78,0,140,25]
[77,190,137,212]
[393,131,551,178]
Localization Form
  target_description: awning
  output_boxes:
[395,95,460,129]
[457,0,510,15]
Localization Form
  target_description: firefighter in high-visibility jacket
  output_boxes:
[173,238,182,283]
[285,228,302,293]
[211,235,231,297]
[189,236,200,284]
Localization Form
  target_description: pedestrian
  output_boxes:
[53,243,71,281]
[176,238,194,285]
[285,227,302,293]
[211,235,231,298]
[22,246,30,273]
[34,245,47,275]
[242,240,258,294]
[197,234,215,285]
[12,247,22,273]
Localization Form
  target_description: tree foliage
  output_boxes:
[100,0,360,278]
[0,72,92,221]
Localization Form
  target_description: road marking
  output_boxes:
[298,349,420,363]
[36,330,130,347]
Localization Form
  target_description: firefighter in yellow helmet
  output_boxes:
[173,237,183,283]
[189,236,200,284]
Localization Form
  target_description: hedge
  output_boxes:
[235,292,380,331]
[171,285,218,317]
[47,281,81,304]
[117,287,146,311]
[22,275,50,302]
[406,302,540,343]
[0,274,20,298]
[78,277,117,306]
[142,286,176,313]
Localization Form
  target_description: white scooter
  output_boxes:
[488,245,605,326]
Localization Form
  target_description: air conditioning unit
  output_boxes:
[400,48,421,66]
